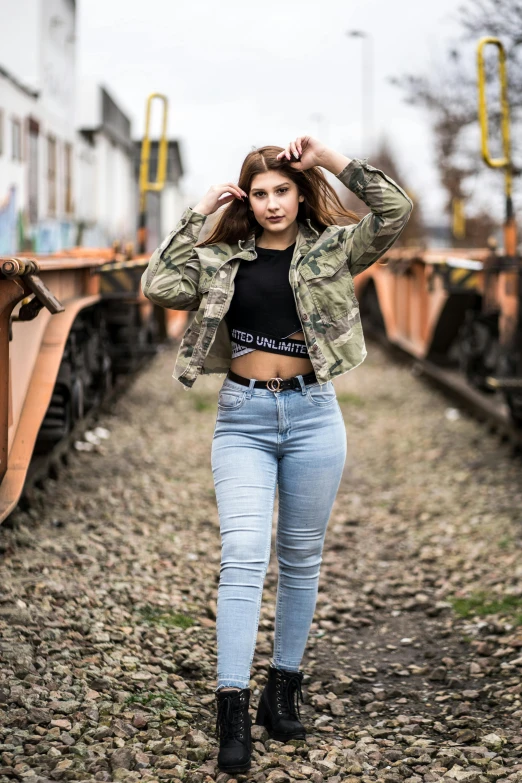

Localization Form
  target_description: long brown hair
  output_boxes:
[195,145,360,247]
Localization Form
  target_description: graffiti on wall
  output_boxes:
[33,222,75,254]
[0,184,78,254]
[0,184,129,255]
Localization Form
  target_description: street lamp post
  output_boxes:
[346,29,374,157]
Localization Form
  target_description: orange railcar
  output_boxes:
[0,250,188,523]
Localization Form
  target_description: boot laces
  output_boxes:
[276,671,304,720]
[215,690,246,741]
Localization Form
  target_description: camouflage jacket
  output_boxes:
[141,157,413,388]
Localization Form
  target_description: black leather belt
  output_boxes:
[227,369,318,392]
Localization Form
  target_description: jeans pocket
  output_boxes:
[306,382,337,407]
[217,388,246,411]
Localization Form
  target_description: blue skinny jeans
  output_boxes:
[211,373,347,691]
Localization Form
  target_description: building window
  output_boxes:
[48,135,57,216]
[11,118,22,161]
[64,142,73,214]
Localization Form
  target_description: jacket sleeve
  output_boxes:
[140,206,208,311]
[336,157,413,278]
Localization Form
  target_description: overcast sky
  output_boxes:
[78,0,472,223]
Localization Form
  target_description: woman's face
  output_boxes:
[248,171,304,232]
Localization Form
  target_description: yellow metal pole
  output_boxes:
[477,36,516,256]
[138,93,169,253]
[452,198,466,240]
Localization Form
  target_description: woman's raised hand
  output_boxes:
[193,182,248,216]
[276,135,328,171]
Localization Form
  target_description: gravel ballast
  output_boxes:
[1,339,522,783]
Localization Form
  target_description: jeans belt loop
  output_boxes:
[246,377,256,399]
[296,374,307,395]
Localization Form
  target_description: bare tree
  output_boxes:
[457,0,522,97]
[339,137,426,246]
[390,0,522,234]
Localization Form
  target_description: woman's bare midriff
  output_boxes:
[230,330,314,380]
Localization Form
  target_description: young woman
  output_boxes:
[141,136,413,774]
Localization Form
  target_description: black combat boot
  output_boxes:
[255,664,306,741]
[215,687,252,773]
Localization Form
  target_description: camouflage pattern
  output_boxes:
[141,157,413,388]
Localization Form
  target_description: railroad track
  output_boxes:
[366,329,522,454]
[8,330,522,527]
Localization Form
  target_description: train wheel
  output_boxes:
[71,376,85,420]
[98,353,113,396]
[35,384,72,452]
[88,311,113,404]
[106,303,159,375]
[456,311,499,393]
[498,351,522,429]
[35,306,113,454]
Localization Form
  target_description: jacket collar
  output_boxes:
[237,218,320,257]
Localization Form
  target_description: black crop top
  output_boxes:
[225,243,309,358]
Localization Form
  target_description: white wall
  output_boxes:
[39,0,76,128]
[36,0,76,225]
[82,131,135,246]
[0,76,33,206]
[0,75,34,253]
[0,0,75,113]
[0,0,165,252]
[0,0,78,251]
[0,0,40,88]
[76,80,101,130]
[75,134,97,226]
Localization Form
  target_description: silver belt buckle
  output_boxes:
[267,376,283,392]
